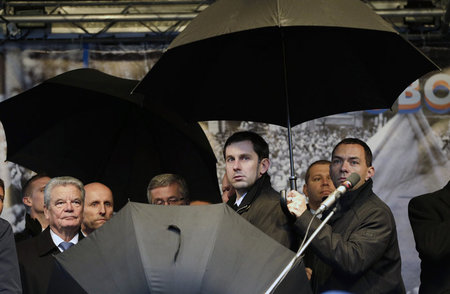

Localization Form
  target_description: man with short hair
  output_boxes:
[224,131,298,251]
[302,160,336,280]
[81,182,114,236]
[16,176,85,294]
[303,160,335,214]
[15,174,51,242]
[147,173,189,205]
[287,138,405,293]
[221,174,235,203]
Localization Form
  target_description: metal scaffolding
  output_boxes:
[1,0,450,46]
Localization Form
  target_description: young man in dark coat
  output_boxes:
[287,138,405,294]
[223,131,298,251]
[408,179,450,294]
[15,174,51,242]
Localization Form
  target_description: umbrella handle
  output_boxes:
[279,190,296,222]
[168,225,182,263]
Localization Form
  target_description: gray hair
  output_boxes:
[44,176,85,207]
[146,173,189,203]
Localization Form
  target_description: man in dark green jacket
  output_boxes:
[224,131,298,251]
[287,138,405,294]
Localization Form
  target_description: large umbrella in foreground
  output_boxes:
[133,0,439,189]
[53,202,311,294]
[0,68,221,208]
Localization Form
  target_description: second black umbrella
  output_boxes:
[0,68,221,208]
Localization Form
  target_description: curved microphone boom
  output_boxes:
[315,173,361,215]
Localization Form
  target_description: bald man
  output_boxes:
[221,174,235,203]
[81,182,114,236]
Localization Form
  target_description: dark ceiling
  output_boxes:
[1,0,450,47]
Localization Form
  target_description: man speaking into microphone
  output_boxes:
[287,138,405,294]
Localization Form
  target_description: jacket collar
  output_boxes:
[340,178,373,208]
[438,180,450,206]
[329,178,373,222]
[226,173,272,214]
[36,226,84,256]
[37,227,58,257]
[25,213,42,234]
[443,180,450,192]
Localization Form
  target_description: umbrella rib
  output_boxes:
[197,206,226,292]
[129,205,154,292]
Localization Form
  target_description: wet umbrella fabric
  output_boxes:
[134,0,438,126]
[133,0,439,189]
[53,202,311,294]
[0,68,221,208]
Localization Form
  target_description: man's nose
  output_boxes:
[233,160,241,170]
[99,204,106,215]
[64,201,74,211]
[341,161,350,172]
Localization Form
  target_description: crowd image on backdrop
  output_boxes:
[212,120,377,193]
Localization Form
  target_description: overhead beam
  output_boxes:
[5,1,212,7]
[374,8,445,17]
[0,13,199,23]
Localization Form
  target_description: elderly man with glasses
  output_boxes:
[147,173,189,206]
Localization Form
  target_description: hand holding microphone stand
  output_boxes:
[266,173,360,294]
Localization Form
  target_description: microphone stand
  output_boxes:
[264,208,337,294]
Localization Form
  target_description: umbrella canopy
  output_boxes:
[53,202,311,294]
[0,68,221,208]
[133,0,439,189]
[134,0,438,126]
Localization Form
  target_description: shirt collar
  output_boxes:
[309,208,322,219]
[234,192,247,207]
[49,228,79,252]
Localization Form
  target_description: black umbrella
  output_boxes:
[0,68,221,209]
[53,202,311,294]
[133,0,439,189]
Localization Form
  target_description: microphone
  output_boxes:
[315,173,360,215]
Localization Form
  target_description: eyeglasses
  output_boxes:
[153,197,185,205]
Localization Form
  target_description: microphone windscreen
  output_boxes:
[347,173,361,187]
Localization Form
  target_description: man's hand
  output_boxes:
[305,267,312,280]
[286,190,307,218]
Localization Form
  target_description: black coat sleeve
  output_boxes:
[0,219,22,293]
[408,193,450,262]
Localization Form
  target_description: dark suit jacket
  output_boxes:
[14,213,43,243]
[16,227,84,294]
[408,180,450,294]
[227,174,299,251]
[0,218,22,293]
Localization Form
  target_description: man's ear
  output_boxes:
[44,206,50,220]
[302,184,309,197]
[259,158,270,175]
[23,196,32,208]
[366,166,375,180]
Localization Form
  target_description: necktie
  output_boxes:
[59,241,74,251]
